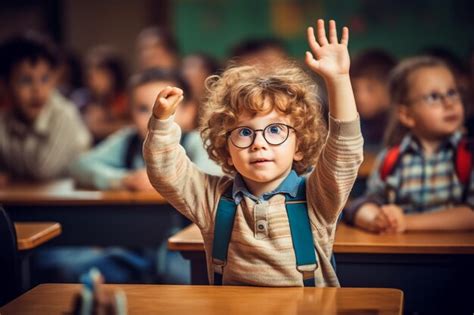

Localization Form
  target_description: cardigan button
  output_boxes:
[257,220,267,231]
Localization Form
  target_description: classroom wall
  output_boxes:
[173,0,474,61]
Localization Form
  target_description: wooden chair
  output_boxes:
[0,206,20,306]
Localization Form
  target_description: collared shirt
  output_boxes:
[346,131,474,223]
[232,170,302,205]
[0,91,91,180]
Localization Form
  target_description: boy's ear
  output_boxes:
[397,105,415,129]
[293,140,303,161]
[294,150,303,162]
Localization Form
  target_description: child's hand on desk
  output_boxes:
[354,203,392,233]
[380,204,406,233]
[152,86,184,120]
[122,169,155,191]
[305,19,350,82]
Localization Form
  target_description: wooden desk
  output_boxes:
[168,222,474,254]
[0,178,166,205]
[1,179,183,247]
[0,283,403,315]
[169,223,474,314]
[15,222,62,251]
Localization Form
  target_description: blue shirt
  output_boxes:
[232,170,303,205]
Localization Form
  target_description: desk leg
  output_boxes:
[19,251,31,292]
[180,251,208,285]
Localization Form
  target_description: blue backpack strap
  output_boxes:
[212,184,235,285]
[285,177,318,287]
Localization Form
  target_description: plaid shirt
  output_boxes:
[345,131,474,223]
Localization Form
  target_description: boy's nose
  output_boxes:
[250,132,268,150]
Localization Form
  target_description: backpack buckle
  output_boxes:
[297,263,318,273]
[212,258,226,274]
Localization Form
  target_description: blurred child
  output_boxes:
[37,69,209,285]
[72,46,129,144]
[70,68,220,190]
[181,53,220,103]
[136,27,179,71]
[0,32,91,183]
[144,20,363,286]
[351,49,396,152]
[346,56,474,233]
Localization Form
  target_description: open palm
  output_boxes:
[305,19,350,80]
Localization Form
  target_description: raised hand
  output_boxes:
[152,86,184,120]
[305,19,350,81]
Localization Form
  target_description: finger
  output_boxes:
[381,207,398,227]
[374,215,389,230]
[165,95,184,116]
[167,94,184,107]
[158,96,169,108]
[316,19,329,46]
[306,27,320,52]
[172,87,184,96]
[305,51,319,71]
[328,20,338,44]
[340,26,349,46]
[158,86,174,99]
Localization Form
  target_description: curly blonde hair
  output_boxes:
[200,62,327,175]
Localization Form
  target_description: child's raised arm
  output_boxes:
[305,19,358,121]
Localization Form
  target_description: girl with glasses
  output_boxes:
[346,56,474,234]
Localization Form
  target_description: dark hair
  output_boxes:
[58,49,84,92]
[137,26,179,56]
[86,46,127,94]
[230,37,286,60]
[128,67,190,101]
[384,56,451,146]
[350,49,397,81]
[0,31,59,81]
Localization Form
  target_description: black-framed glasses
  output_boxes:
[226,123,296,149]
[409,88,461,106]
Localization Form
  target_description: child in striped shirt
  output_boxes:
[346,56,474,233]
[144,20,363,286]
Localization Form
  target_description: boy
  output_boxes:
[144,20,363,286]
[70,68,221,190]
[0,32,90,183]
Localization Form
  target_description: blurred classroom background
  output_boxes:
[1,1,474,314]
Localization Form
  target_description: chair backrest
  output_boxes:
[0,206,19,306]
